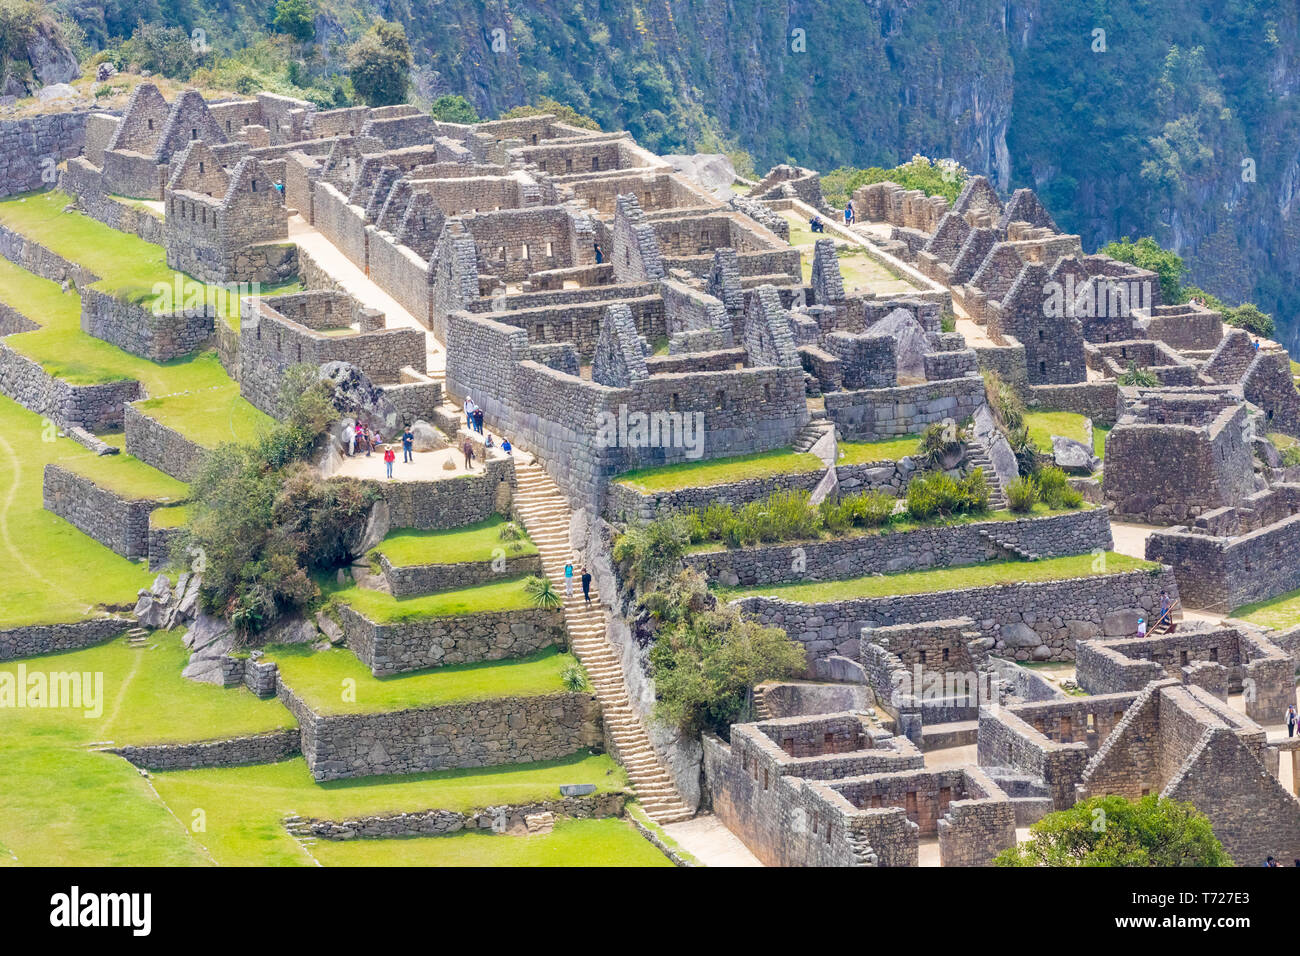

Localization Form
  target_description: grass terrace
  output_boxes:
[1024,410,1109,459]
[615,448,823,493]
[132,384,272,449]
[327,574,538,623]
[148,753,635,866]
[58,453,189,502]
[1232,587,1300,632]
[0,631,294,865]
[838,433,922,464]
[717,552,1157,603]
[309,817,673,867]
[0,395,158,627]
[149,504,191,529]
[267,644,578,715]
[371,515,538,567]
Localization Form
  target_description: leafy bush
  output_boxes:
[611,515,691,592]
[524,575,562,610]
[1008,425,1041,476]
[647,570,804,736]
[183,366,359,636]
[821,155,968,209]
[1281,446,1300,468]
[1006,477,1038,513]
[1033,466,1084,509]
[1101,236,1186,304]
[905,471,990,520]
[272,0,315,41]
[918,420,963,469]
[996,795,1229,867]
[121,21,205,79]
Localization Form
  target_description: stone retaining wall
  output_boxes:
[300,792,626,839]
[109,729,301,771]
[80,287,215,363]
[278,682,601,781]
[0,616,131,661]
[0,112,89,198]
[605,467,825,522]
[824,375,985,441]
[688,508,1113,586]
[0,343,140,429]
[365,456,513,530]
[377,550,543,596]
[43,464,178,559]
[337,601,566,676]
[1027,382,1121,426]
[123,403,209,481]
[734,566,1178,663]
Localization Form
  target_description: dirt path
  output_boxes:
[661,814,763,866]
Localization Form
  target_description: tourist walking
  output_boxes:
[345,420,356,456]
[843,203,854,225]
[581,567,592,603]
[594,242,603,264]
[564,561,574,600]
[472,407,484,434]
[402,426,414,463]
[1288,704,1297,738]
[1159,591,1171,627]
[462,436,475,470]
[501,437,512,456]
[465,397,477,430]
[360,424,372,457]
[383,444,395,479]
[1136,617,1147,638]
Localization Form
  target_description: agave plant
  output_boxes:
[524,575,563,610]
[561,664,590,693]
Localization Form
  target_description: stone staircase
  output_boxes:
[793,413,835,454]
[124,626,149,648]
[512,460,694,825]
[964,443,1009,510]
[976,527,1038,562]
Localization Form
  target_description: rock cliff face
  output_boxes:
[1,17,79,97]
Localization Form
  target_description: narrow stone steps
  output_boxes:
[514,463,692,825]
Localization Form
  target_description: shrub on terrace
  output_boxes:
[1118,360,1160,387]
[646,569,804,736]
[904,469,989,520]
[524,575,562,610]
[1035,466,1084,509]
[918,420,964,470]
[1006,476,1038,513]
[184,365,368,636]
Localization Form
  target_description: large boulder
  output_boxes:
[181,613,237,684]
[869,308,929,380]
[409,420,447,452]
[1051,434,1100,473]
[318,361,401,435]
[664,153,737,198]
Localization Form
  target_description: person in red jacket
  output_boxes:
[383,444,396,479]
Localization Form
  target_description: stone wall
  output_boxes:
[110,729,301,770]
[824,375,985,440]
[734,566,1179,663]
[362,456,513,530]
[1147,510,1300,611]
[0,344,141,430]
[1027,382,1121,425]
[42,464,177,560]
[336,602,566,676]
[80,287,215,363]
[604,467,825,522]
[686,508,1113,587]
[377,550,543,596]
[279,681,601,781]
[0,616,130,661]
[123,403,209,481]
[0,112,89,198]
[299,792,627,839]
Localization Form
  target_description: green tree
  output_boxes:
[272,0,315,42]
[429,93,478,123]
[646,569,805,736]
[347,19,411,107]
[499,97,601,131]
[996,795,1231,867]
[121,21,200,80]
[1100,236,1186,304]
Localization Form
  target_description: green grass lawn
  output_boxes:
[1232,587,1300,631]
[132,384,272,449]
[59,453,189,502]
[150,503,190,529]
[0,631,295,866]
[149,752,629,866]
[308,817,673,867]
[1024,410,1110,459]
[267,644,577,714]
[328,575,539,623]
[718,552,1157,603]
[838,434,922,464]
[372,515,538,567]
[0,394,157,626]
[615,448,823,492]
[0,190,243,315]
